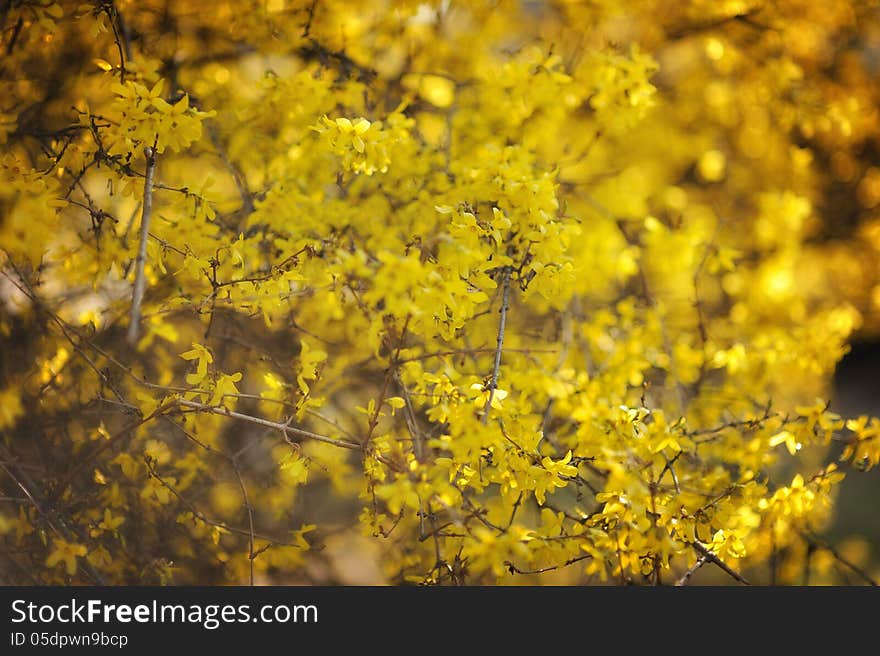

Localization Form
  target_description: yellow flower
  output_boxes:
[769,430,801,456]
[181,343,214,386]
[46,539,88,576]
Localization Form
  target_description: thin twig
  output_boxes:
[505,553,592,575]
[207,123,253,216]
[105,1,129,82]
[398,347,555,364]
[483,266,512,424]
[692,542,750,585]
[176,399,362,451]
[112,1,133,61]
[675,555,707,586]
[127,147,156,345]
[365,316,410,446]
[231,462,256,586]
[801,531,878,586]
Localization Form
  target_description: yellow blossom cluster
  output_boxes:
[1,0,879,586]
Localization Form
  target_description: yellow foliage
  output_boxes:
[0,0,879,586]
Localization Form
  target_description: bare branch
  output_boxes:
[231,461,256,586]
[692,542,750,585]
[175,399,363,451]
[675,555,708,586]
[127,147,156,346]
[483,266,512,424]
[505,553,592,576]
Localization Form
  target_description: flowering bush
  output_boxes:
[1,0,878,585]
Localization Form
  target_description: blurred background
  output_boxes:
[832,343,880,578]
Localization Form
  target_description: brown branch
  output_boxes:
[675,555,708,586]
[298,38,376,82]
[394,369,425,460]
[364,316,410,446]
[207,122,253,216]
[688,401,776,440]
[231,461,256,586]
[482,266,512,424]
[666,9,766,40]
[302,0,319,37]
[5,16,22,56]
[692,542,750,585]
[127,147,156,346]
[505,553,592,576]
[175,399,363,451]
[104,1,130,82]
[398,347,555,364]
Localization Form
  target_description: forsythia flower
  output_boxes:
[106,79,214,155]
[3,0,879,588]
[312,113,411,175]
[46,539,88,576]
